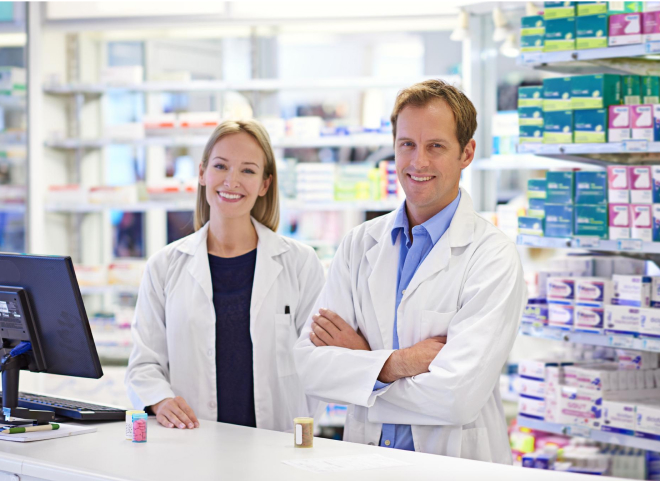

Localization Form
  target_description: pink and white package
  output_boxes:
[609,105,631,143]
[632,105,655,141]
[607,165,630,204]
[629,165,653,204]
[610,204,631,240]
[632,204,653,242]
[609,13,643,46]
[643,12,660,42]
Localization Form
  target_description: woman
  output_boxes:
[125,120,325,431]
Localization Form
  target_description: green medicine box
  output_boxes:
[519,216,545,236]
[642,76,660,104]
[543,110,573,143]
[544,204,574,237]
[576,14,608,49]
[546,171,575,204]
[574,109,607,143]
[575,171,607,205]
[545,17,576,51]
[519,125,544,143]
[529,198,546,218]
[608,1,643,13]
[519,86,543,107]
[574,204,609,239]
[570,74,621,109]
[522,16,545,36]
[544,1,576,19]
[577,1,608,16]
[622,75,642,105]
[543,77,572,111]
[519,106,544,126]
[528,179,547,199]
[522,35,545,52]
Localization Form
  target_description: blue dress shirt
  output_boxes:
[376,191,461,451]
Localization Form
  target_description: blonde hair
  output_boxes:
[391,79,478,151]
[195,119,279,232]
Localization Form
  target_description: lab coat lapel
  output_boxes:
[366,214,399,350]
[403,188,476,299]
[179,223,213,301]
[250,219,288,321]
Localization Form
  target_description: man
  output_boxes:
[293,80,527,464]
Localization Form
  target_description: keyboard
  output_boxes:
[5,392,127,421]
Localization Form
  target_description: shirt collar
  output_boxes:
[390,191,462,246]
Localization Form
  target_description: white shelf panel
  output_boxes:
[518,142,660,156]
[517,234,660,254]
[520,323,660,352]
[472,155,602,171]
[46,199,401,214]
[518,42,660,66]
[79,285,140,296]
[517,416,660,452]
[43,75,461,95]
[0,202,25,213]
[45,134,394,149]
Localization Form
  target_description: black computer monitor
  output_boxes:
[0,253,103,423]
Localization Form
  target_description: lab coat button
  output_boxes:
[385,440,391,446]
[209,401,216,409]
[402,289,406,295]
[207,349,213,356]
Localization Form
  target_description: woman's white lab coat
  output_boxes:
[293,189,527,463]
[125,218,325,432]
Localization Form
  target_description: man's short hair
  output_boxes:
[390,79,478,152]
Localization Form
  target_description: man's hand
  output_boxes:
[378,336,447,383]
[151,396,200,429]
[310,308,371,351]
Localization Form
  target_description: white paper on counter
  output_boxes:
[282,454,411,473]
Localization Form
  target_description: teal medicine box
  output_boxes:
[519,86,543,107]
[546,171,575,204]
[544,2,576,19]
[528,179,547,199]
[570,74,621,109]
[576,14,608,49]
[519,216,545,236]
[575,204,609,239]
[577,1,608,16]
[522,35,545,52]
[520,125,544,143]
[575,171,608,205]
[543,110,573,143]
[529,198,546,218]
[545,203,574,237]
[622,75,642,104]
[543,77,572,111]
[544,17,577,51]
[642,76,660,104]
[519,106,544,126]
[522,16,546,36]
[574,108,607,143]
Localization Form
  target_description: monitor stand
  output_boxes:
[2,355,53,426]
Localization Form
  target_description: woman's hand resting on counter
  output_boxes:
[151,396,200,429]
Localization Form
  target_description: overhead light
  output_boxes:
[500,33,520,58]
[450,10,468,42]
[492,6,510,42]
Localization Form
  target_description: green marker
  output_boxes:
[1,423,59,434]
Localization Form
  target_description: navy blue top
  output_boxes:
[208,249,258,428]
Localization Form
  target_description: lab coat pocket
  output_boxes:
[274,314,298,377]
[420,310,456,340]
[460,427,493,462]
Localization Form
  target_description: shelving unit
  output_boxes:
[472,154,602,171]
[0,202,24,213]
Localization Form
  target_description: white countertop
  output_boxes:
[0,419,627,481]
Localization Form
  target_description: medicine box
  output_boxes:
[544,17,577,52]
[630,165,653,204]
[608,2,643,13]
[631,204,653,242]
[574,108,607,143]
[642,76,660,104]
[609,13,643,45]
[608,105,632,142]
[602,399,636,435]
[645,2,660,12]
[545,203,574,237]
[528,179,547,199]
[522,301,549,324]
[635,403,660,440]
[518,377,546,399]
[576,14,609,49]
[650,167,660,204]
[518,86,544,107]
[570,74,621,110]
[547,277,575,300]
[543,77,572,111]
[607,165,630,203]
[529,198,546,218]
[576,277,613,304]
[544,1,576,19]
[605,305,642,334]
[622,75,642,104]
[519,125,543,143]
[522,15,546,36]
[609,204,631,240]
[654,204,660,241]
[546,171,574,204]
[548,300,575,329]
[519,216,544,236]
[543,110,573,143]
[575,304,605,333]
[521,35,545,52]
[575,204,608,238]
[612,275,651,307]
[519,106,544,126]
[631,105,655,141]
[560,386,603,428]
[575,171,607,205]
[641,306,660,336]
[519,396,546,419]
[578,1,607,16]
[519,359,572,380]
[655,105,660,142]
[643,11,660,41]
